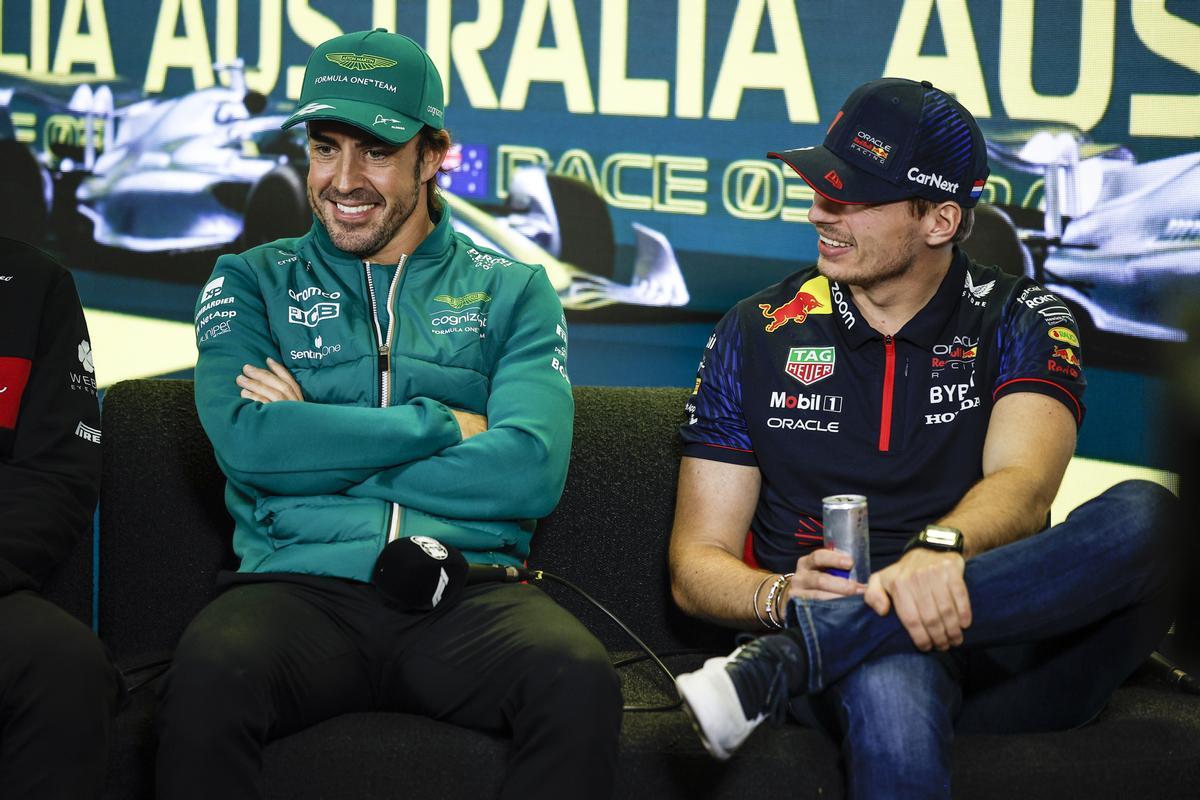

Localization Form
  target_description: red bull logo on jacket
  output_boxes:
[785,347,836,386]
[758,276,833,333]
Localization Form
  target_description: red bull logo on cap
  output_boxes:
[785,347,836,386]
[758,276,834,333]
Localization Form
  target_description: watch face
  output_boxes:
[925,527,960,547]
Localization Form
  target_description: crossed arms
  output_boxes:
[194,254,573,524]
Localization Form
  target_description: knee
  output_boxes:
[1096,480,1176,535]
[157,633,268,736]
[521,639,623,733]
[7,616,118,712]
[1098,480,1178,570]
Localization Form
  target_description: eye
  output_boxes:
[311,143,335,157]
[365,149,389,161]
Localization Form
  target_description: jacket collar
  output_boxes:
[835,247,968,350]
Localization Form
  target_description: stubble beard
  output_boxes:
[309,167,423,260]
[816,227,922,291]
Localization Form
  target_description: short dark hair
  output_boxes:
[907,197,974,244]
[415,126,452,219]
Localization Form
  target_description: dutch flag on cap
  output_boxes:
[969,180,986,200]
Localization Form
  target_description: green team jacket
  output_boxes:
[193,207,573,581]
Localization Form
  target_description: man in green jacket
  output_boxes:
[157,30,621,800]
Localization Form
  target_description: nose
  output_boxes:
[807,193,844,226]
[330,150,364,196]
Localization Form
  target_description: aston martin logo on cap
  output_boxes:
[326,52,398,71]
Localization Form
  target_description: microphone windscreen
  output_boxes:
[372,536,468,611]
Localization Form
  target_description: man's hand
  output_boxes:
[864,548,971,652]
[786,549,867,601]
[236,358,303,403]
[451,409,488,441]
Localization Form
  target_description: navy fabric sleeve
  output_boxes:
[992,282,1086,427]
[680,308,756,466]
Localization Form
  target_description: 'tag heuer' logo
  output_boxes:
[325,52,398,71]
[785,347,835,386]
[758,276,833,332]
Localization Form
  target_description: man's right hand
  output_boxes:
[451,409,488,441]
[786,549,867,601]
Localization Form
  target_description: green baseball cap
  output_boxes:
[282,28,444,145]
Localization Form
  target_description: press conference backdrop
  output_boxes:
[0,0,1193,487]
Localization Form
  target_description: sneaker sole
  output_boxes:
[676,673,733,761]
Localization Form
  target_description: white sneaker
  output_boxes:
[675,651,766,761]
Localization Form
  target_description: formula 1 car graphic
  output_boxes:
[0,64,688,313]
[967,127,1199,345]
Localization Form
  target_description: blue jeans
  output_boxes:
[785,480,1177,800]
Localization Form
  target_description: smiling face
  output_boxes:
[807,194,933,290]
[305,120,443,263]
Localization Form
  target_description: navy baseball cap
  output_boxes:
[770,78,989,207]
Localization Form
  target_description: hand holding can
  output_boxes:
[822,494,871,583]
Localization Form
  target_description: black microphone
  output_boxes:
[371,536,536,611]
[466,562,539,584]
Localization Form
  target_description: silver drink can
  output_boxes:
[822,494,870,583]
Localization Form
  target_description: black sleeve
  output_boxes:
[0,267,101,595]
[991,281,1087,427]
[680,307,758,466]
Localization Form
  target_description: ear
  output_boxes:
[418,137,447,184]
[925,202,961,247]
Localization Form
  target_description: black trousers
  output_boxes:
[156,575,623,800]
[0,590,121,800]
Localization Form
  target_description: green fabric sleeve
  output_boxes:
[194,253,462,497]
[345,268,573,520]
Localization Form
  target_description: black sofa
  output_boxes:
[96,379,1200,799]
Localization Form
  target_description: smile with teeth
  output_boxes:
[819,233,853,248]
[335,202,376,216]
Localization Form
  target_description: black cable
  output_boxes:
[532,570,684,712]
[611,648,716,669]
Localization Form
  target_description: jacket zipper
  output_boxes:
[363,255,408,543]
[362,255,407,408]
[879,335,895,452]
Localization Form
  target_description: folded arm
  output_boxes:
[194,254,462,496]
[344,270,573,520]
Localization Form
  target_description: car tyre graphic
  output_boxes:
[545,174,616,280]
[0,139,50,245]
[241,164,310,249]
[961,203,1033,280]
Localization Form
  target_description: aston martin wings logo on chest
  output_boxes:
[326,52,398,71]
[964,273,995,300]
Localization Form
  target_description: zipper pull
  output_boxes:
[378,344,390,373]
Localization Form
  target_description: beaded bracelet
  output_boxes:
[752,574,774,628]
[764,572,795,629]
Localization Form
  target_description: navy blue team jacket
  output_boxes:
[681,248,1086,574]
